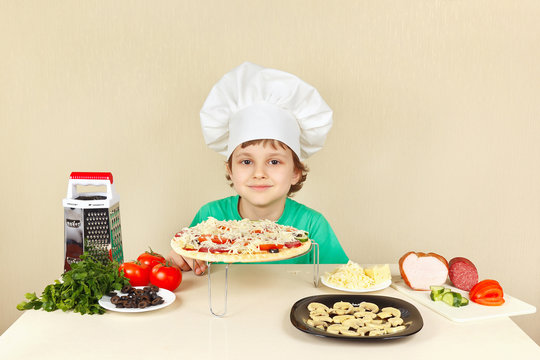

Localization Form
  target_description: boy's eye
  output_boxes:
[241,160,252,165]
[269,160,280,165]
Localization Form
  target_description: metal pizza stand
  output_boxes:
[189,241,320,317]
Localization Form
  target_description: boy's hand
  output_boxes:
[167,249,208,275]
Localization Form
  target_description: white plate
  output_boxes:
[98,286,176,313]
[320,276,392,293]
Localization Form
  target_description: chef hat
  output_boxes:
[200,62,333,160]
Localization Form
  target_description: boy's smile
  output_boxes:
[249,185,272,191]
[227,142,300,221]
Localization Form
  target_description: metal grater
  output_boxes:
[63,172,124,272]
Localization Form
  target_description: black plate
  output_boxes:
[290,294,423,340]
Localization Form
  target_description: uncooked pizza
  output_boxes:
[170,217,312,263]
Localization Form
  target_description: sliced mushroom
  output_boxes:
[358,312,377,320]
[326,324,345,335]
[340,329,359,336]
[388,317,404,327]
[307,318,329,327]
[371,322,391,330]
[333,314,355,324]
[333,301,354,314]
[381,307,401,318]
[310,314,333,323]
[386,325,406,334]
[353,310,369,318]
[357,325,374,336]
[342,318,366,329]
[333,301,353,309]
[368,329,385,336]
[359,301,379,312]
[376,311,392,319]
[309,308,329,317]
[308,302,329,312]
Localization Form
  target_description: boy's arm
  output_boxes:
[167,208,208,275]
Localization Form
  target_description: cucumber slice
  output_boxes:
[430,286,451,302]
[430,286,445,301]
[460,297,469,306]
[442,292,463,307]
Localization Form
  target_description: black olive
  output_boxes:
[268,248,279,253]
[107,291,117,297]
[138,301,149,308]
[149,285,159,292]
[151,298,161,305]
[121,284,132,293]
[110,296,121,305]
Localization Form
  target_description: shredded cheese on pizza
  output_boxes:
[325,261,391,289]
[172,217,308,256]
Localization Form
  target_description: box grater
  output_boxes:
[62,172,124,272]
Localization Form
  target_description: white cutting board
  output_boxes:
[391,279,536,322]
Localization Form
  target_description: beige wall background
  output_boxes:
[1,0,539,344]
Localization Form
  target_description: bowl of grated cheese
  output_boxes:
[321,261,392,293]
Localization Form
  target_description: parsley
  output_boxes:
[17,254,129,315]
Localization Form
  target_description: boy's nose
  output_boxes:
[252,164,267,178]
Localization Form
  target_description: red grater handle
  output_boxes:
[66,172,117,201]
[70,172,114,184]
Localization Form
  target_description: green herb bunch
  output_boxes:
[17,254,129,315]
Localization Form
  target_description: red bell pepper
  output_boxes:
[469,279,505,306]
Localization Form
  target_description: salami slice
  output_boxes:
[448,257,478,291]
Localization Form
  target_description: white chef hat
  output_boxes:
[200,62,333,160]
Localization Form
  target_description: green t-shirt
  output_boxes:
[190,195,349,264]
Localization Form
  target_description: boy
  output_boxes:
[169,62,348,274]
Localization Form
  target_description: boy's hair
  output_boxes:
[225,139,309,196]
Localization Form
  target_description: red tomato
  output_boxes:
[259,244,284,251]
[150,263,182,291]
[198,234,210,242]
[137,249,165,269]
[119,261,150,286]
[211,235,228,244]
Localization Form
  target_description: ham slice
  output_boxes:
[399,251,449,290]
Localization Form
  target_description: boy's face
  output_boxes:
[227,142,301,210]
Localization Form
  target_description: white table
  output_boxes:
[1,264,538,359]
